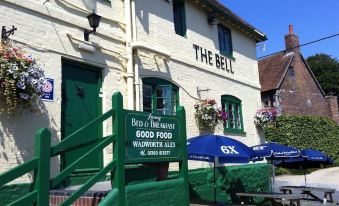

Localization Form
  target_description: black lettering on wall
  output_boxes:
[220,56,225,70]
[200,48,208,64]
[230,60,234,74]
[208,51,213,66]
[215,54,220,68]
[192,44,235,74]
[225,58,230,72]
[193,44,199,61]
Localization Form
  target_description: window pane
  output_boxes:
[156,86,173,115]
[218,24,232,56]
[218,24,226,53]
[173,0,186,36]
[143,85,152,113]
[172,90,177,115]
[221,95,243,132]
[224,28,232,56]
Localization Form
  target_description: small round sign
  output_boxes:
[42,80,53,93]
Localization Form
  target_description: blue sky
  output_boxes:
[220,0,339,60]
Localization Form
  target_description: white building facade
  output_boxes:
[0,0,266,180]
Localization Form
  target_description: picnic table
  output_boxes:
[280,186,336,203]
[236,192,301,206]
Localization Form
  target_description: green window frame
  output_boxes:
[221,95,244,134]
[173,0,186,37]
[142,78,179,115]
[218,24,233,57]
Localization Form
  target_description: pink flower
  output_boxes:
[221,111,228,121]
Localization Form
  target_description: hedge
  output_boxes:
[264,115,339,161]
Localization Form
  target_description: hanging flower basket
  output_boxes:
[194,99,227,134]
[0,42,46,113]
[254,107,278,128]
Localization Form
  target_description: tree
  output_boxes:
[306,54,339,95]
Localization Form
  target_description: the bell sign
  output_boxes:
[221,146,239,154]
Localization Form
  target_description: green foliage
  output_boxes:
[264,114,339,160]
[306,54,339,96]
[275,167,292,176]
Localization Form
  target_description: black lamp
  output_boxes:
[1,26,17,41]
[84,10,101,41]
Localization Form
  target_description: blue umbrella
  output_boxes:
[187,134,256,204]
[251,142,300,191]
[251,142,300,159]
[274,149,333,186]
[188,135,257,163]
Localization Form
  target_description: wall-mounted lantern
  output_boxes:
[1,26,17,41]
[84,10,101,41]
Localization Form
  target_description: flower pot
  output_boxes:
[198,126,216,135]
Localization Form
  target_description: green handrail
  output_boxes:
[60,160,116,206]
[0,103,116,205]
[0,128,51,206]
[7,190,38,206]
[97,188,119,206]
[0,158,37,186]
[51,108,115,156]
[51,134,115,188]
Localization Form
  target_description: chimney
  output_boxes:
[284,25,300,53]
[326,95,339,124]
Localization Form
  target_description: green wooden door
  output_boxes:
[61,60,102,172]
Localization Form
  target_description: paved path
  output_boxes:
[275,167,339,201]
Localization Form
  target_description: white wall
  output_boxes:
[0,0,265,179]
[134,0,265,170]
[0,0,126,181]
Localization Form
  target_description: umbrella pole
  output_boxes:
[303,169,307,187]
[214,158,216,205]
[272,163,275,192]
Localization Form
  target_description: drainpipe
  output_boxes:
[125,0,134,110]
[131,0,141,111]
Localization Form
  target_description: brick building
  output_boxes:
[258,25,339,123]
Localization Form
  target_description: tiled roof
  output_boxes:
[258,52,294,92]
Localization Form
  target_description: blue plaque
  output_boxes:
[41,78,54,101]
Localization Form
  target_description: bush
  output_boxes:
[264,115,339,160]
[275,167,292,176]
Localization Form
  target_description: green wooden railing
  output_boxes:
[0,93,123,206]
[0,92,189,206]
[0,128,51,206]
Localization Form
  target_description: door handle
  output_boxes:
[76,86,85,97]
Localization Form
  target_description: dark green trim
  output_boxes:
[142,77,179,115]
[218,24,233,57]
[221,95,245,134]
[220,53,236,61]
[221,95,240,103]
[224,130,246,135]
[173,0,187,37]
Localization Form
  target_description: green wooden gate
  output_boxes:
[0,92,189,206]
